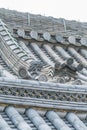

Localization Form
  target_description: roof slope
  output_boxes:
[0,8,87,129]
[0,106,87,130]
[0,9,87,84]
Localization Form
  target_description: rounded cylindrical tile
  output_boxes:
[46,111,71,130]
[18,122,32,130]
[0,115,12,130]
[66,112,87,130]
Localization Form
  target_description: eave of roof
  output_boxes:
[0,77,87,111]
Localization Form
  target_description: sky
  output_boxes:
[0,0,87,22]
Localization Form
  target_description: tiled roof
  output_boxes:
[0,15,87,84]
[0,77,87,129]
[0,8,87,129]
[0,106,87,130]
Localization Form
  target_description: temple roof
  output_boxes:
[0,8,87,129]
[0,8,87,84]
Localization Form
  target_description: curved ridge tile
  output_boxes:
[19,41,37,60]
[0,19,43,79]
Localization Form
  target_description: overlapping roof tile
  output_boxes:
[0,8,87,85]
[0,8,87,129]
[0,106,87,130]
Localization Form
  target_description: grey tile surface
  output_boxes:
[0,106,87,130]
